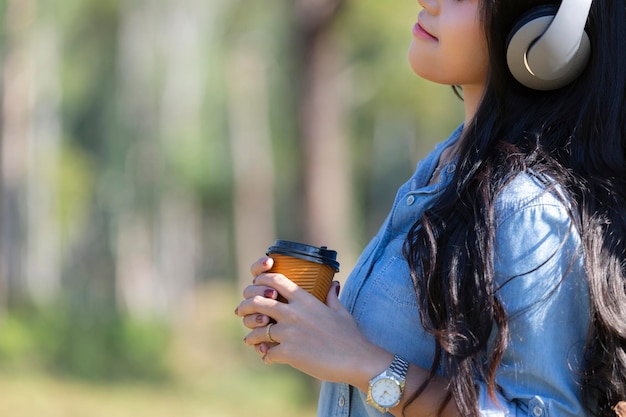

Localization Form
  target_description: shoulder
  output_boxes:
[491,172,587,316]
[493,171,572,228]
[492,171,581,276]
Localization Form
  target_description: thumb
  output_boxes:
[325,281,342,309]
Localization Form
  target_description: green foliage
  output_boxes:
[0,304,171,382]
[56,314,170,381]
[0,0,468,388]
[0,315,42,367]
[0,283,318,416]
[55,143,95,243]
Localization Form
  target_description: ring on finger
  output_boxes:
[266,322,277,343]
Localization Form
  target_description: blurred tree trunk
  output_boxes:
[115,0,205,318]
[25,8,63,304]
[114,0,160,318]
[227,38,276,290]
[154,0,206,315]
[0,0,64,312]
[0,0,35,311]
[294,0,357,272]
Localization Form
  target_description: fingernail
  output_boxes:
[335,283,341,296]
[234,307,239,316]
[259,344,268,355]
[264,289,277,299]
[262,257,271,266]
[255,314,265,324]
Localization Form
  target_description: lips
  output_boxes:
[413,17,437,41]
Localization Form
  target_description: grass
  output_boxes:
[0,282,318,417]
[0,370,317,417]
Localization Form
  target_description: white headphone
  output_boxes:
[506,0,592,91]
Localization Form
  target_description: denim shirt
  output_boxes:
[317,126,590,417]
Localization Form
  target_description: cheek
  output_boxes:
[448,24,488,80]
[467,53,488,83]
[460,41,488,82]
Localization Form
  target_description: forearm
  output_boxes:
[346,345,459,417]
[390,364,459,417]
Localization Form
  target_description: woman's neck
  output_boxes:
[462,83,484,130]
[427,83,484,186]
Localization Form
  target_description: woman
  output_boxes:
[235,0,626,415]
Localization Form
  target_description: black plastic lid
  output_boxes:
[267,240,340,271]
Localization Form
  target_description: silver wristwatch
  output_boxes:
[366,354,409,413]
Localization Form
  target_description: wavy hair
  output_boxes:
[403,1,626,415]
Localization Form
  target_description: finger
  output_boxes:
[261,342,288,365]
[256,342,281,363]
[242,313,271,329]
[255,343,269,356]
[242,284,278,300]
[250,256,274,277]
[325,281,342,309]
[244,322,280,346]
[262,345,280,365]
[253,272,302,302]
[236,294,282,319]
[235,287,279,318]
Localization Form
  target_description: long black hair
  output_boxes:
[403,1,626,415]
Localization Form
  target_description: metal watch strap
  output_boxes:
[389,355,409,381]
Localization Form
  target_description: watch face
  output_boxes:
[371,378,401,408]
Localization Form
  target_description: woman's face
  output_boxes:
[408,0,488,91]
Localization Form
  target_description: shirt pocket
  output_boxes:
[351,240,430,359]
[365,254,418,308]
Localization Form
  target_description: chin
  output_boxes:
[407,42,433,80]
[407,58,434,82]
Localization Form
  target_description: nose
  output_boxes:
[418,0,438,14]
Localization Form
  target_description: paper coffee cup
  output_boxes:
[266,240,340,302]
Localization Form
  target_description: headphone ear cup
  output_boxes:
[506,4,591,91]
[506,5,558,89]
[507,5,558,49]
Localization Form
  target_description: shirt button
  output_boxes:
[338,395,345,407]
[406,195,415,206]
[446,164,456,173]
[529,396,546,417]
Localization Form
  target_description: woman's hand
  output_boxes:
[236,257,280,357]
[235,256,387,387]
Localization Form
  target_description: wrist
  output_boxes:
[342,342,393,392]
[366,354,410,413]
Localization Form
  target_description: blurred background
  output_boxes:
[0,0,463,415]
